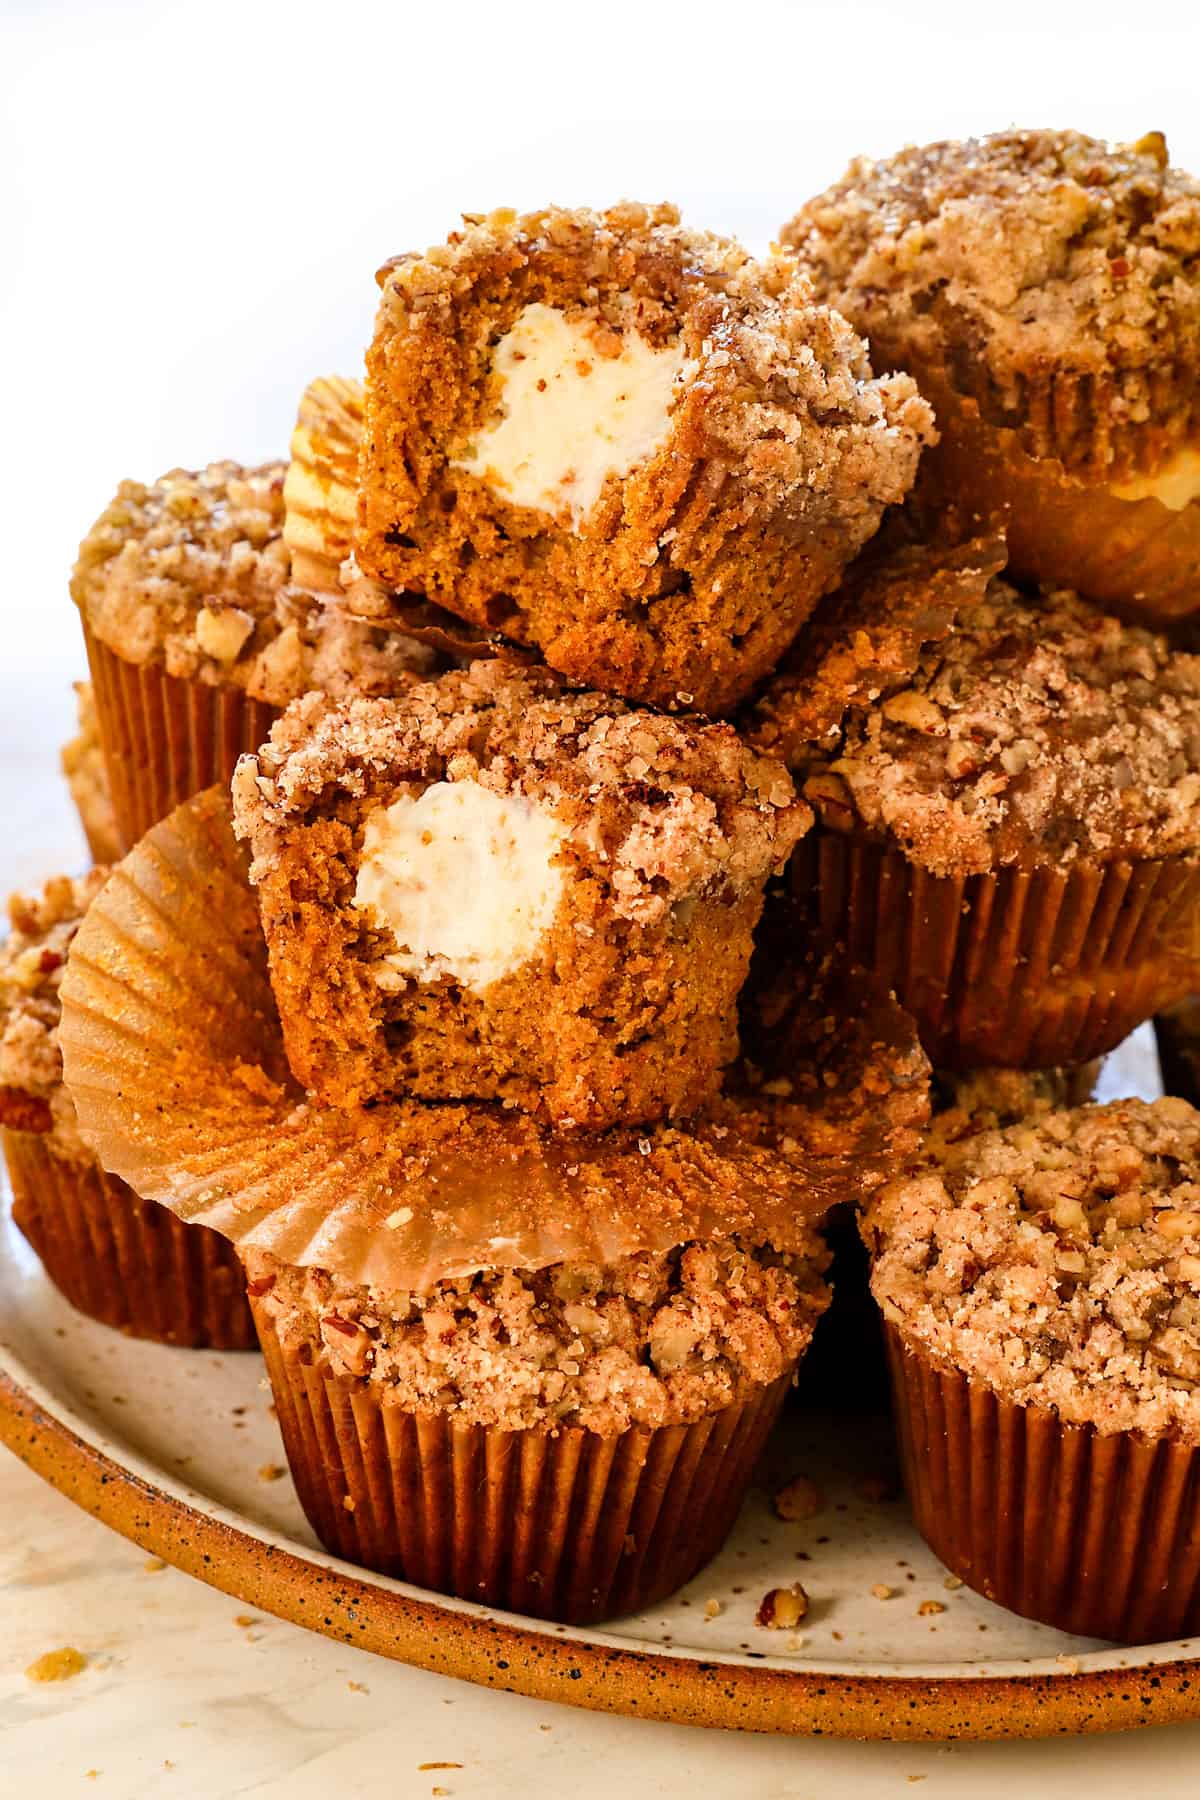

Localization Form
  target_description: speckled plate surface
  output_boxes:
[5,1031,1200,1741]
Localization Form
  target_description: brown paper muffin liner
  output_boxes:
[84,624,280,852]
[869,323,1200,487]
[883,1321,1200,1644]
[916,376,1200,622]
[794,830,1200,1069]
[4,1127,255,1349]
[252,1295,792,1623]
[57,790,927,1294]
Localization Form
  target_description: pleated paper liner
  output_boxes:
[84,623,280,853]
[253,1298,793,1625]
[890,355,1200,622]
[883,1321,1200,1644]
[792,829,1200,1071]
[3,1127,255,1349]
[56,788,929,1294]
[282,376,363,594]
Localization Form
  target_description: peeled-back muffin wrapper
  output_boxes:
[3,1126,255,1350]
[56,789,929,1295]
[253,1294,793,1625]
[285,371,542,668]
[883,1320,1200,1645]
[794,829,1200,1071]
[84,623,281,855]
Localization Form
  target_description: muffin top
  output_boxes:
[0,870,110,1153]
[783,130,1200,426]
[72,460,436,704]
[246,1232,829,1433]
[234,660,809,924]
[370,201,934,538]
[866,1096,1200,1441]
[798,579,1200,875]
[747,530,1006,765]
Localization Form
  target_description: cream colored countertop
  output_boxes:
[7,1441,1200,1799]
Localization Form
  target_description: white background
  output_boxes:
[5,0,1200,1790]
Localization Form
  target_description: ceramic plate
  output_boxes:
[4,1029,1200,1740]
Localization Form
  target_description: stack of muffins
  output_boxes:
[7,132,1200,1645]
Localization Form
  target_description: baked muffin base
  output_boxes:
[252,1293,793,1624]
[5,1127,256,1350]
[884,1321,1200,1644]
[85,624,279,851]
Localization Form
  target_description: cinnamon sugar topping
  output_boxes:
[867,1096,1200,1441]
[800,581,1200,875]
[246,1234,829,1434]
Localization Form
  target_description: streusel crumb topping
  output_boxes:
[247,1233,829,1433]
[785,129,1200,402]
[867,1096,1200,1440]
[802,581,1200,875]
[72,461,436,704]
[0,869,110,1151]
[747,532,1006,764]
[236,661,808,923]
[928,1066,1098,1158]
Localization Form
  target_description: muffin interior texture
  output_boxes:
[357,201,933,711]
[232,660,807,1123]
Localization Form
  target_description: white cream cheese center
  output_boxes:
[453,302,685,527]
[354,780,565,992]
[1111,446,1200,512]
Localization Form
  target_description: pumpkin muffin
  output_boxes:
[769,576,1200,1068]
[355,201,935,714]
[246,1228,830,1622]
[783,129,1200,620]
[72,459,438,848]
[0,870,254,1346]
[866,1095,1200,1641]
[232,660,810,1128]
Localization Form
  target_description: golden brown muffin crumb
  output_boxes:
[358,201,934,714]
[233,661,809,1126]
[746,530,1006,763]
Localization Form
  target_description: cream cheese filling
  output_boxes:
[452,302,685,527]
[354,780,565,993]
[1111,446,1200,512]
